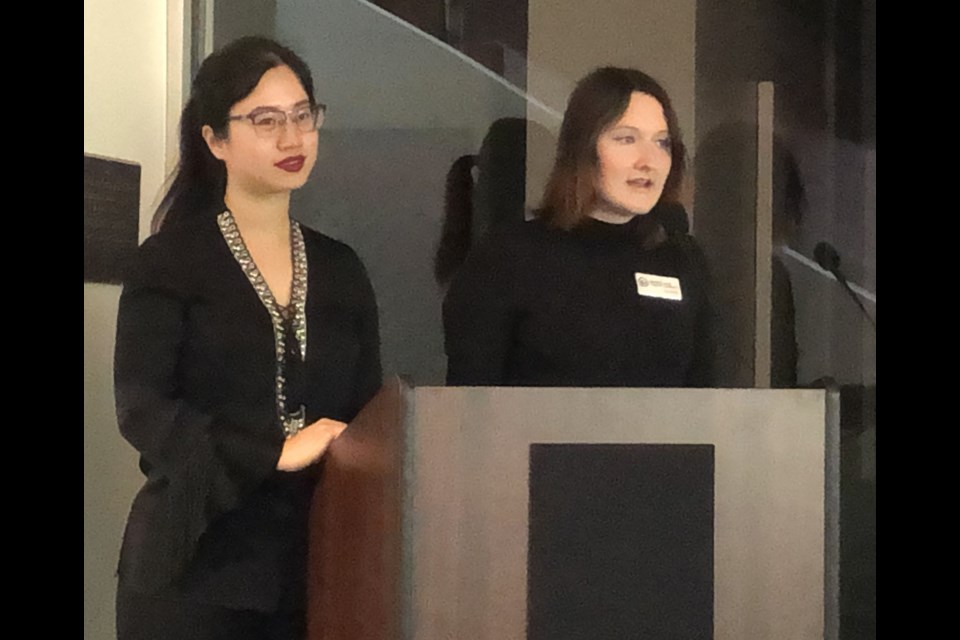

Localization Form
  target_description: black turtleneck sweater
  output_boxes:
[442,211,715,387]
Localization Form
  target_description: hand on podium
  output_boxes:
[277,418,348,471]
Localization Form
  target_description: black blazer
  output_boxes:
[114,214,381,612]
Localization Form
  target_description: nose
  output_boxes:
[633,141,658,169]
[276,117,303,148]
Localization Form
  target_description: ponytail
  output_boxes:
[151,99,226,233]
[434,154,477,286]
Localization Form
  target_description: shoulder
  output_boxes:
[124,217,221,290]
[298,224,374,292]
[673,233,709,268]
[444,220,558,305]
[300,224,364,267]
[466,219,557,268]
[661,232,711,289]
[300,224,356,257]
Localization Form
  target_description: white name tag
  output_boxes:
[634,272,683,301]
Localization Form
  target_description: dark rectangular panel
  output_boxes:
[528,443,714,639]
[84,154,140,284]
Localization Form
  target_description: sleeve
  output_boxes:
[351,253,383,413]
[113,235,283,583]
[683,236,718,388]
[442,236,518,385]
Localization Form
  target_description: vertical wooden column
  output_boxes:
[307,379,407,640]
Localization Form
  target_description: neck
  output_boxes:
[588,201,642,225]
[224,184,292,236]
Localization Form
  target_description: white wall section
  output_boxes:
[84,2,180,637]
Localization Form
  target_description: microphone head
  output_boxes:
[813,241,841,272]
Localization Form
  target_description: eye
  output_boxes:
[252,113,281,128]
[294,109,314,123]
[614,135,636,145]
[656,137,672,150]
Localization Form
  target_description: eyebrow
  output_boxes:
[607,125,670,136]
[249,99,312,113]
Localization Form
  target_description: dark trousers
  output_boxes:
[116,587,306,640]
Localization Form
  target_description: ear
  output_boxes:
[202,125,227,161]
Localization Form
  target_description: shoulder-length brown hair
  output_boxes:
[538,67,686,230]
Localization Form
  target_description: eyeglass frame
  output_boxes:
[226,102,327,136]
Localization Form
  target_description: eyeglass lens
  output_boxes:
[250,107,324,134]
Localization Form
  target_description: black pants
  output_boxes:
[116,587,306,640]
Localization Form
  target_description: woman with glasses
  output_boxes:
[113,37,381,639]
[443,67,714,388]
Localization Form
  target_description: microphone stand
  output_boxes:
[814,242,876,331]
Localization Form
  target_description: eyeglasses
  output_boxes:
[227,103,326,137]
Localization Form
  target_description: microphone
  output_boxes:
[813,242,841,273]
[813,241,876,330]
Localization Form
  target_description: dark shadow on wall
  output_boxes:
[434,117,551,288]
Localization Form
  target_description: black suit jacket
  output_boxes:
[113,214,381,611]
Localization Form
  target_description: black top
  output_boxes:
[443,210,715,387]
[276,302,306,415]
[113,214,381,612]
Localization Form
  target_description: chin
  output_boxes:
[606,193,659,216]
[278,174,311,191]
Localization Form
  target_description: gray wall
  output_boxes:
[214,0,276,45]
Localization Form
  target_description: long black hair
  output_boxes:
[152,37,317,232]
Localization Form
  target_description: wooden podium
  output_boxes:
[308,378,840,639]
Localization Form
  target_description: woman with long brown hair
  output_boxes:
[443,67,713,387]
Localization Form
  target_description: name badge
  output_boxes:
[634,272,683,301]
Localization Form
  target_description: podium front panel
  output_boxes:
[407,387,831,640]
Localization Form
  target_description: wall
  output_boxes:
[214,0,276,45]
[84,1,179,637]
